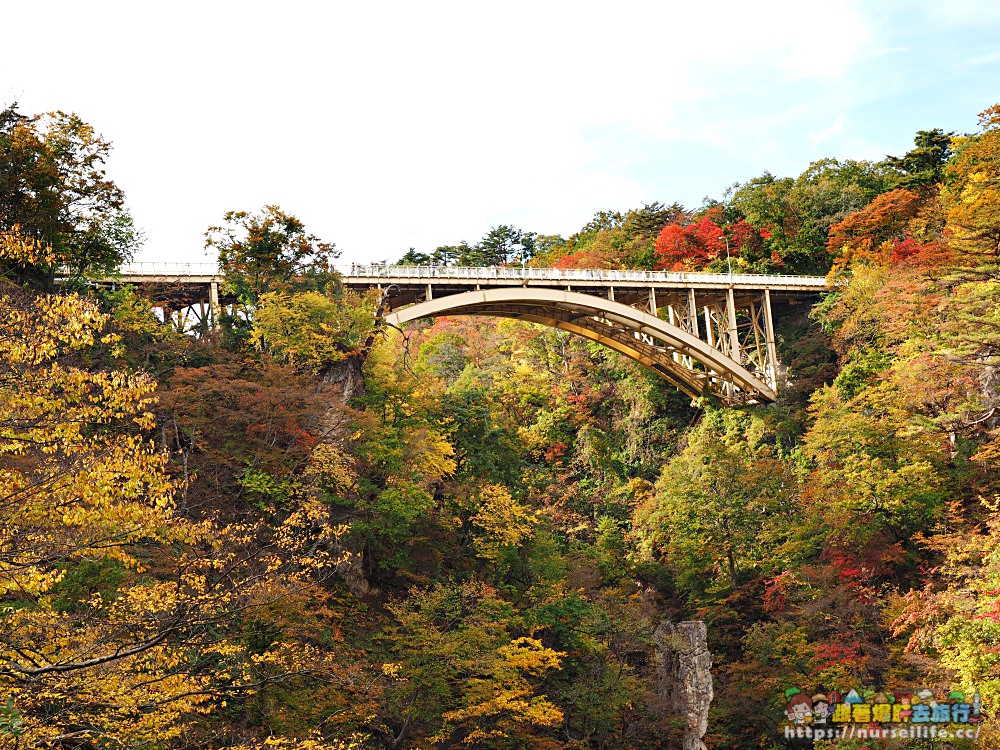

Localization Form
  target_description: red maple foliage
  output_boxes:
[812,640,865,671]
[654,217,770,271]
[552,248,613,269]
[889,237,955,268]
[654,217,726,270]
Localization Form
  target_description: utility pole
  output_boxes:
[719,234,732,276]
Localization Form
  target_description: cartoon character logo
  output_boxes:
[972,689,983,723]
[786,693,813,725]
[812,694,830,725]
[893,691,913,722]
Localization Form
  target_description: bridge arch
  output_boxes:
[382,287,775,404]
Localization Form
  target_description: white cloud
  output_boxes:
[1,0,996,263]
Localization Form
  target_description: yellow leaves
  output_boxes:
[305,442,356,492]
[496,636,564,676]
[0,227,56,267]
[890,502,1000,719]
[401,425,456,483]
[470,484,537,563]
[942,113,1000,260]
[252,289,378,371]
[803,374,950,548]
[2,394,181,576]
[0,284,220,745]
[437,636,565,746]
[253,290,348,369]
[0,269,369,750]
[256,734,363,750]
[0,601,213,743]
[0,564,64,598]
[0,291,107,369]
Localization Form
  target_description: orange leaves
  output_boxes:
[551,245,615,270]
[979,103,1000,131]
[653,215,771,272]
[887,237,955,271]
[827,188,922,265]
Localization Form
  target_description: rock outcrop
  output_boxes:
[654,620,713,750]
[319,354,365,404]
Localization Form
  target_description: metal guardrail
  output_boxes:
[343,264,828,287]
[114,262,828,287]
[116,262,220,275]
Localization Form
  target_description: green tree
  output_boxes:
[397,247,432,265]
[634,410,795,597]
[0,104,141,284]
[459,225,536,266]
[621,201,683,268]
[728,160,895,273]
[885,128,955,191]
[432,242,469,266]
[252,289,379,371]
[803,377,949,549]
[383,581,563,748]
[206,206,336,306]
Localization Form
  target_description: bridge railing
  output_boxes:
[110,262,829,287]
[116,262,221,276]
[341,263,829,287]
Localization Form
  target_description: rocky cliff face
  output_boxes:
[319,354,366,404]
[316,353,376,597]
[654,621,714,750]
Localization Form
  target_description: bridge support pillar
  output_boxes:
[426,283,434,301]
[726,288,740,363]
[687,288,699,338]
[608,286,615,302]
[667,306,680,364]
[763,288,779,387]
[209,281,220,330]
[649,288,657,316]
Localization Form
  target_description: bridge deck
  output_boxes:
[342,264,827,292]
[100,262,828,404]
[111,262,828,292]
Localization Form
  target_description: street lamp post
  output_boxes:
[512,243,525,272]
[719,235,732,276]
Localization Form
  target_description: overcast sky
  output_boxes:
[4,1,999,266]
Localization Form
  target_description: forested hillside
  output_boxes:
[2,101,1000,749]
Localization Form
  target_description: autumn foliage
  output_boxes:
[826,187,922,264]
[654,217,726,270]
[5,102,1000,749]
